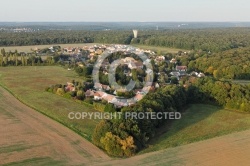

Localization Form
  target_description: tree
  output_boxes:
[171,77,178,84]
[213,69,223,79]
[1,48,6,56]
[104,103,116,113]
[76,90,84,100]
[0,55,3,66]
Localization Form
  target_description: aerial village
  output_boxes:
[43,44,205,108]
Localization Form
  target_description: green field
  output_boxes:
[0,66,99,141]
[131,44,190,54]
[1,66,250,157]
[0,43,97,53]
[141,104,250,153]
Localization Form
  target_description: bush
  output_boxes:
[45,87,52,92]
[93,102,106,112]
[56,88,65,96]
[63,92,72,99]
[70,91,77,97]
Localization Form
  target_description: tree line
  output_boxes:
[1,28,250,52]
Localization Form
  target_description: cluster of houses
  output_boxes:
[170,65,205,80]
[63,45,106,60]
[61,44,206,108]
[84,82,158,107]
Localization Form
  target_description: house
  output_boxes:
[170,71,180,77]
[65,82,75,92]
[64,47,74,53]
[89,52,95,58]
[123,57,135,63]
[170,58,177,64]
[89,48,95,53]
[154,83,160,88]
[94,83,103,90]
[134,89,143,95]
[85,90,95,98]
[103,70,109,75]
[125,58,143,69]
[102,94,117,103]
[134,61,144,69]
[94,83,111,91]
[176,66,187,71]
[113,101,124,108]
[142,85,156,93]
[96,91,106,97]
[134,94,144,101]
[128,62,137,69]
[94,92,102,101]
[102,85,111,91]
[190,71,199,76]
[155,56,165,63]
[198,72,205,78]
[95,49,103,55]
[190,71,205,78]
[179,71,187,77]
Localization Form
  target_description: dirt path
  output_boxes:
[0,87,110,165]
[1,86,250,166]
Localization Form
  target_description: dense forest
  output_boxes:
[187,47,250,79]
[1,28,250,52]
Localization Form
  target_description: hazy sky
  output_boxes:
[0,0,249,22]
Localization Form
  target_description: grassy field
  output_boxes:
[140,104,250,153]
[0,43,97,52]
[1,66,250,159]
[131,44,190,54]
[0,66,99,141]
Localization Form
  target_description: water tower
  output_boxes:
[133,30,138,38]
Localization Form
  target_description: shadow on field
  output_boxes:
[145,103,222,150]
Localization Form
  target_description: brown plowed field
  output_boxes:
[0,87,110,166]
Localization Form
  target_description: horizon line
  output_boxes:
[0,21,250,23]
